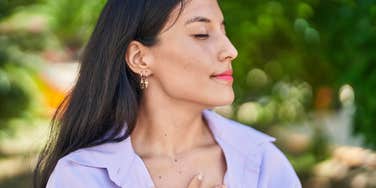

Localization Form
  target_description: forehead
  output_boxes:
[163,0,224,31]
[181,0,223,17]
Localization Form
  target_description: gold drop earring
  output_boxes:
[140,71,149,89]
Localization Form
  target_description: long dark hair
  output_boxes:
[34,0,184,187]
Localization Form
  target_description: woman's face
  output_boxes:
[147,0,238,108]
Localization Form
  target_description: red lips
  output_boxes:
[211,70,233,82]
[213,70,233,77]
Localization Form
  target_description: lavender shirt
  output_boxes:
[47,109,301,188]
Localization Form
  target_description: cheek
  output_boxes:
[151,39,234,106]
[154,45,211,91]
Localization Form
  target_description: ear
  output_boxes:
[125,40,153,75]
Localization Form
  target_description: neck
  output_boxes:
[130,86,213,159]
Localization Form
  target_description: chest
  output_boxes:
[141,145,227,188]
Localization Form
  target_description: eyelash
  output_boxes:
[193,34,209,39]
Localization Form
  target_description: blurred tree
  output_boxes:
[312,0,376,149]
[219,0,376,149]
[0,0,40,20]
[0,0,44,128]
[45,0,106,56]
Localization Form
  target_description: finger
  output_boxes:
[187,173,204,188]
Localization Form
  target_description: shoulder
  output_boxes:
[47,140,133,188]
[46,155,118,188]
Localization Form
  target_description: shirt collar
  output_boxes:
[65,109,275,187]
[202,109,275,187]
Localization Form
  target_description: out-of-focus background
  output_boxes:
[0,0,375,187]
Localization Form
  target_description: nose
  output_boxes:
[218,35,238,62]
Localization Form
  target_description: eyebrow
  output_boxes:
[184,16,226,27]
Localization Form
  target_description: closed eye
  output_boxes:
[193,34,209,39]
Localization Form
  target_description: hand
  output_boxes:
[186,173,226,188]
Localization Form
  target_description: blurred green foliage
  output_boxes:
[219,0,376,149]
[45,0,106,50]
[0,0,44,128]
[0,0,40,20]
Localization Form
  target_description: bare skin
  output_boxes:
[125,0,238,187]
[131,115,227,188]
[136,135,227,188]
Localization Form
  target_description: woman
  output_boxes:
[34,0,301,187]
